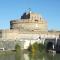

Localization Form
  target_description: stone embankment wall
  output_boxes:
[0,40,23,51]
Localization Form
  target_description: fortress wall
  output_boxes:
[10,21,48,31]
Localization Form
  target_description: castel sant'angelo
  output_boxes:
[0,10,60,50]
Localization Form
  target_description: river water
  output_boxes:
[0,52,60,60]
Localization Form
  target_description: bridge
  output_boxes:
[44,38,60,52]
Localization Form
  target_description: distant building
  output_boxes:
[0,10,60,50]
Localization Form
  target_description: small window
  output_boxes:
[35,20,38,22]
[0,31,2,38]
[40,17,41,20]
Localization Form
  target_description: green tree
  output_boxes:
[15,44,21,53]
[28,43,32,52]
[38,43,45,52]
[28,42,45,53]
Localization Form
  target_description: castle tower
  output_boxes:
[10,11,48,32]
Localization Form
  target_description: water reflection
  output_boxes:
[0,54,15,60]
[24,53,60,60]
[24,54,29,60]
[24,53,46,60]
[0,52,60,60]
[15,53,21,60]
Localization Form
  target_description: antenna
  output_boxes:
[28,8,32,13]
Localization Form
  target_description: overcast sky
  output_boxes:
[0,0,60,30]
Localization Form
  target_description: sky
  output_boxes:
[0,0,60,30]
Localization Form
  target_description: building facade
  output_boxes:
[0,10,60,50]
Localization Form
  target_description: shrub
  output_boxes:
[28,42,45,53]
[15,44,21,52]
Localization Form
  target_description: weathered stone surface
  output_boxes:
[0,10,60,50]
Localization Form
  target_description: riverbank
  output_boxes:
[0,50,16,56]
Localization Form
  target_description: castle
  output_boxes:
[0,10,60,50]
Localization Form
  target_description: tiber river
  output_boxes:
[0,52,60,60]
